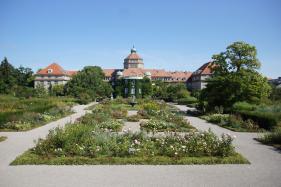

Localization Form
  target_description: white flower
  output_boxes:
[128,148,136,154]
[175,152,178,155]
[134,139,140,145]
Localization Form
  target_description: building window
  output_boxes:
[47,69,53,74]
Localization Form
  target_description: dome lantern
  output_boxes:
[131,45,137,53]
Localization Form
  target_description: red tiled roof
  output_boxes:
[103,69,116,77]
[120,68,191,80]
[193,62,214,75]
[36,63,77,76]
[123,68,144,77]
[125,53,143,60]
[170,71,192,78]
[67,70,78,76]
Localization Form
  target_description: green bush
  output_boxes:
[201,114,259,132]
[0,136,7,142]
[78,93,92,104]
[177,97,198,105]
[202,114,229,124]
[258,128,281,147]
[232,102,256,112]
[238,111,279,130]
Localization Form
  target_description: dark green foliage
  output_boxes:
[238,111,279,130]
[141,77,152,98]
[270,84,281,101]
[200,42,271,111]
[77,93,92,104]
[0,57,34,95]
[114,78,152,98]
[232,104,281,130]
[65,66,112,102]
[232,102,256,112]
[152,82,190,102]
[0,57,18,94]
[177,97,198,105]
[50,84,65,96]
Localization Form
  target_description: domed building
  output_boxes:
[35,46,206,97]
[103,46,192,83]
[123,46,144,69]
[102,46,193,97]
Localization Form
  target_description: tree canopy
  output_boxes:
[200,41,271,111]
[64,66,112,100]
[0,57,34,95]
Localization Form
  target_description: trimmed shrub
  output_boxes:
[177,97,198,105]
[232,102,256,112]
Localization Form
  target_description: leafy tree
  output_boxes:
[34,84,48,98]
[64,66,112,101]
[152,80,168,100]
[0,57,34,95]
[166,83,190,101]
[270,84,281,101]
[200,41,271,111]
[16,66,34,87]
[0,57,17,94]
[152,82,190,101]
[50,84,65,96]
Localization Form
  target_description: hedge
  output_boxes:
[177,97,198,105]
[237,111,280,130]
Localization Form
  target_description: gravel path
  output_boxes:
[0,104,280,187]
[122,110,140,133]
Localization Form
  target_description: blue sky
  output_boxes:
[0,0,280,78]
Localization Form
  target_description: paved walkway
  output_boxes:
[122,110,141,133]
[0,104,280,187]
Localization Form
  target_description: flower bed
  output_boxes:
[137,101,194,132]
[12,127,248,165]
[140,118,193,132]
[257,128,281,150]
[0,97,74,131]
[201,114,260,132]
